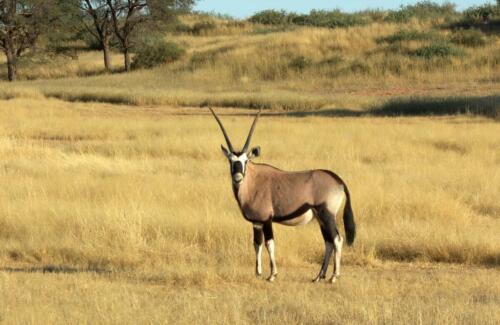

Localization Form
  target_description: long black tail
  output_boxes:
[321,170,356,245]
[342,183,356,246]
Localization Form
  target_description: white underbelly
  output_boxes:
[277,210,315,226]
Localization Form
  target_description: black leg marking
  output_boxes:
[263,220,277,282]
[313,210,337,283]
[253,225,264,277]
[263,220,273,241]
[253,226,263,246]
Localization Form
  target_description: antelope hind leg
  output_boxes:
[329,234,344,283]
[313,224,334,282]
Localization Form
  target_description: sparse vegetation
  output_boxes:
[0,2,499,322]
[450,28,487,47]
[132,37,184,69]
[385,1,458,22]
[412,42,465,59]
[1,16,498,110]
[377,29,440,44]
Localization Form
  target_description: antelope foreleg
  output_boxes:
[253,224,264,277]
[263,221,277,282]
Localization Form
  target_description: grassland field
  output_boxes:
[0,97,498,323]
[0,13,499,325]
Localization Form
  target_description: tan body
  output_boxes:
[232,162,355,283]
[209,107,356,283]
[234,162,346,226]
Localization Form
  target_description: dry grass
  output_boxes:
[0,97,499,267]
[0,97,499,323]
[1,18,499,110]
[0,14,498,323]
[1,264,499,324]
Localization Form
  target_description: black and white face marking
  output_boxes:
[229,152,249,184]
[226,151,249,184]
[221,146,260,185]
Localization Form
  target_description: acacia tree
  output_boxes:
[0,0,52,81]
[105,0,194,72]
[80,0,114,70]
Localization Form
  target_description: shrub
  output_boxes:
[191,21,217,35]
[321,55,343,66]
[411,42,465,59]
[289,56,312,71]
[449,29,486,47]
[132,38,185,69]
[249,10,292,25]
[464,4,500,23]
[249,9,366,28]
[386,1,457,22]
[359,10,387,23]
[377,29,440,44]
[295,10,366,28]
[349,60,371,74]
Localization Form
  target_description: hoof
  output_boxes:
[312,275,325,283]
[255,272,262,277]
[267,274,277,282]
[329,275,339,283]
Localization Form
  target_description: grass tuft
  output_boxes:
[411,42,465,59]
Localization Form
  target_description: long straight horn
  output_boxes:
[209,107,234,152]
[242,109,261,152]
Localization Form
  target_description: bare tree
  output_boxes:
[0,0,51,81]
[105,0,194,72]
[80,0,114,70]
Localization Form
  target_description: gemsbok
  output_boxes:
[209,107,356,283]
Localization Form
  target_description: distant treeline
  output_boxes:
[1,1,499,82]
[248,1,500,27]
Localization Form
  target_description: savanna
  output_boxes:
[0,1,499,324]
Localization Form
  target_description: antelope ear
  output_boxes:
[221,145,230,157]
[248,146,261,158]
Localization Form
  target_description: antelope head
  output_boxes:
[209,107,261,185]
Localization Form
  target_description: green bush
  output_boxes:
[248,10,293,25]
[411,42,465,59]
[132,38,185,69]
[249,9,366,28]
[295,10,366,28]
[385,1,457,22]
[449,29,486,47]
[464,4,500,23]
[358,10,387,23]
[377,29,440,44]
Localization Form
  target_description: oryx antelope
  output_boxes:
[209,107,356,283]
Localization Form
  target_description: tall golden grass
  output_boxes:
[0,97,498,270]
[0,97,499,323]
